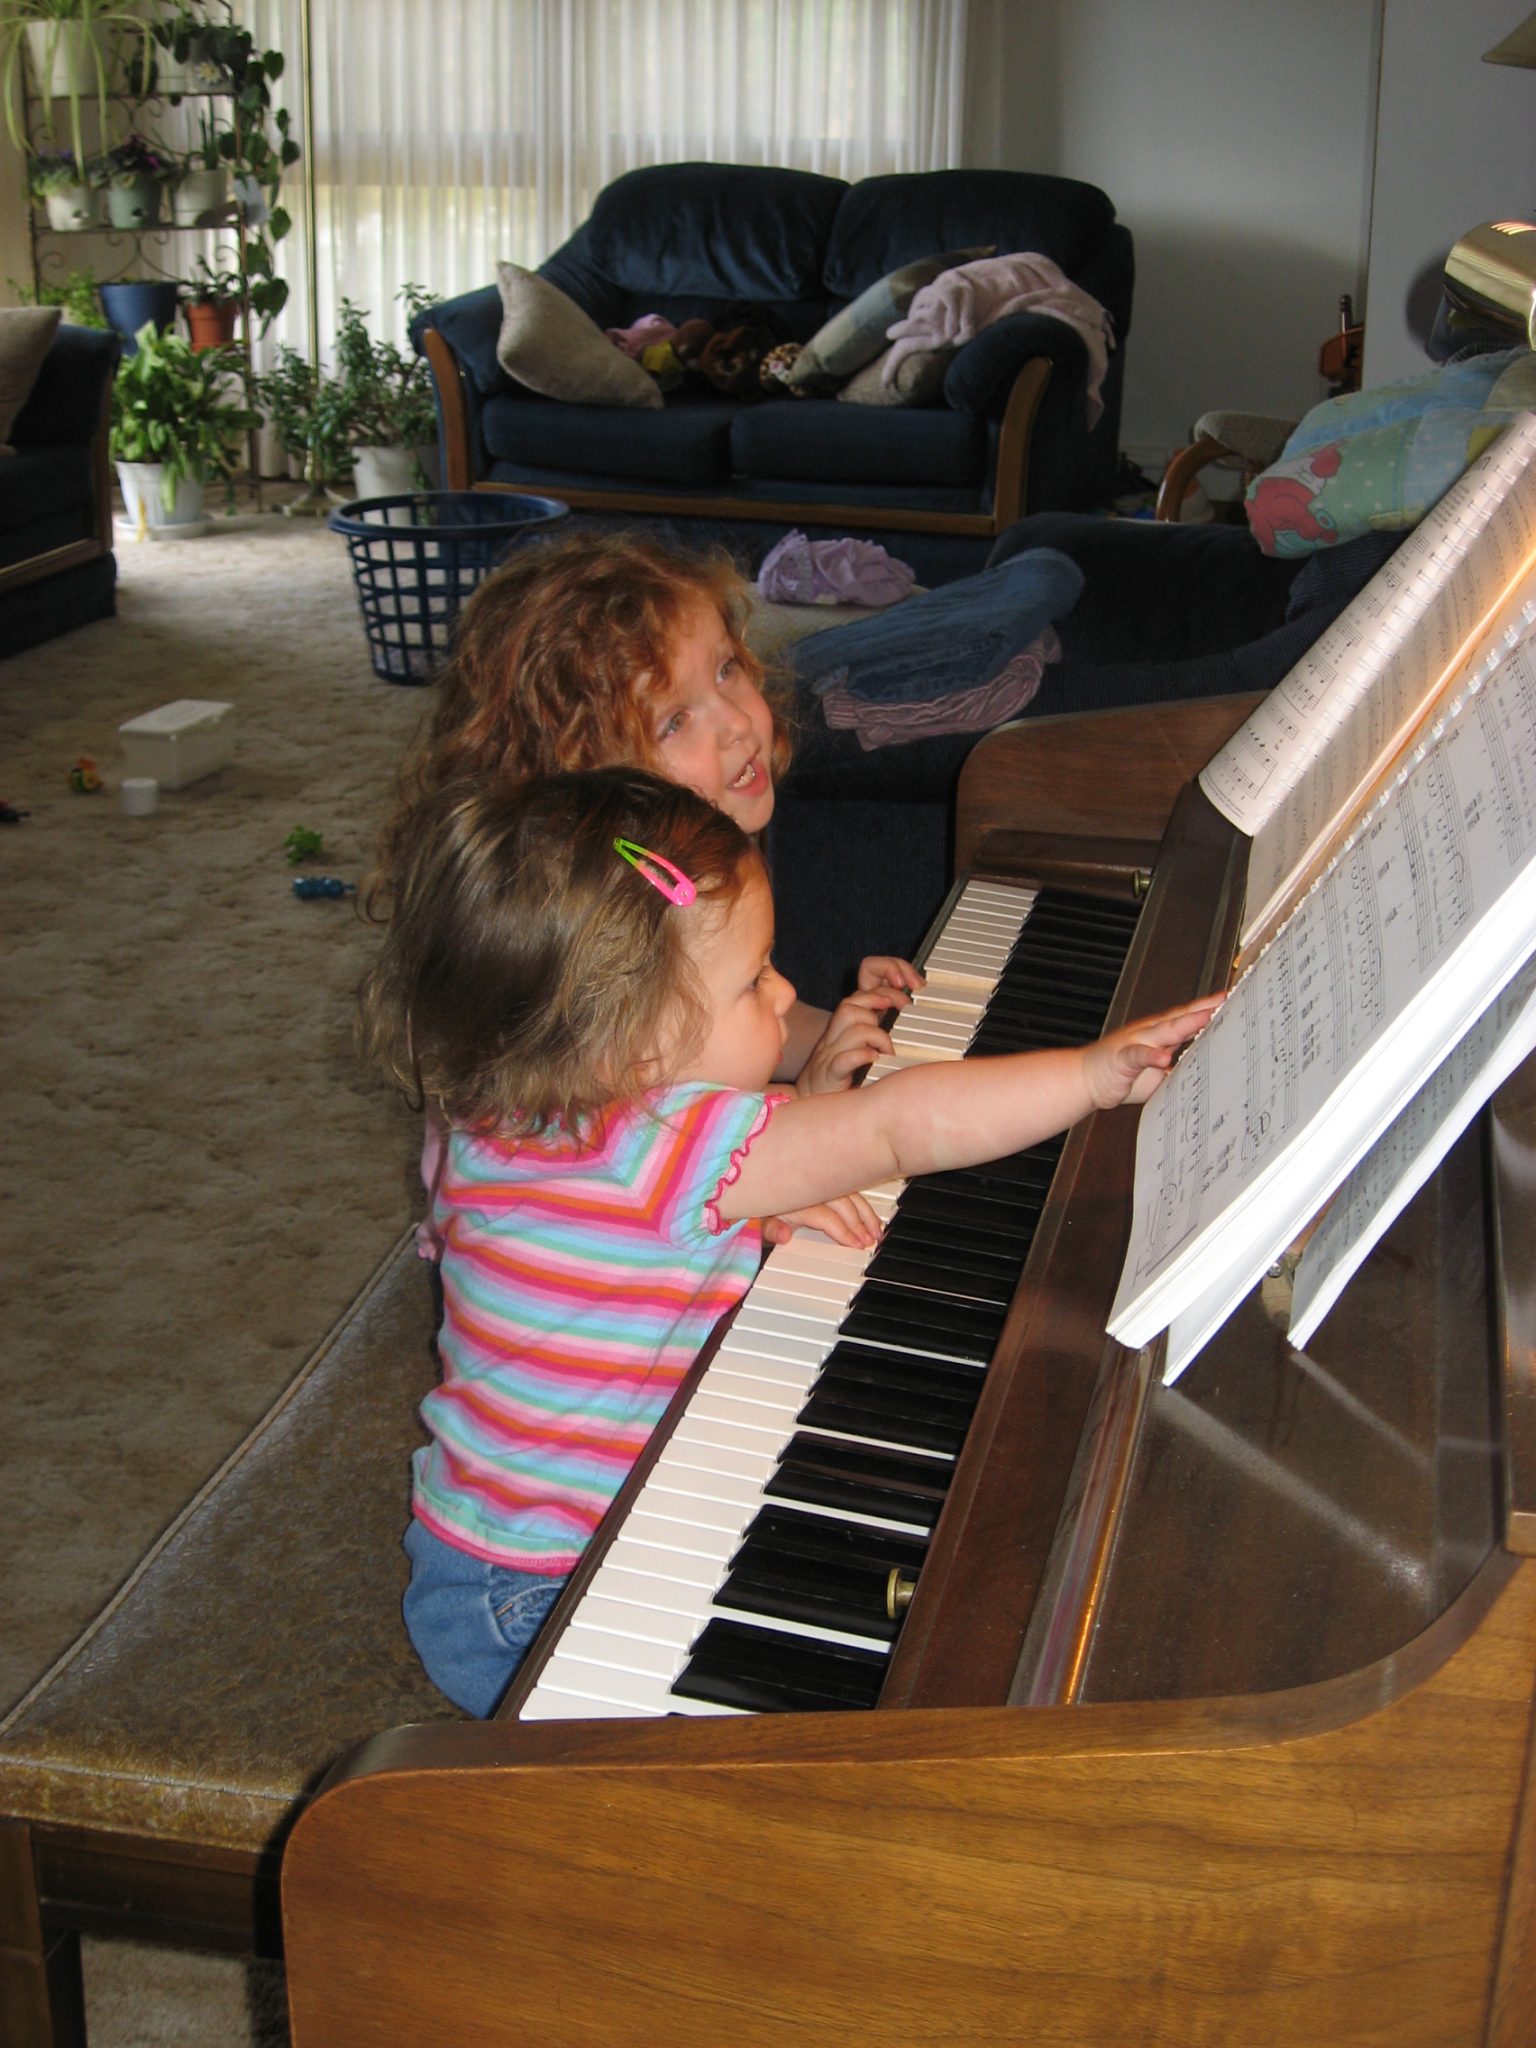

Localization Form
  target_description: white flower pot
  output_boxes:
[44,184,98,232]
[106,178,161,229]
[117,462,209,540]
[350,444,436,504]
[170,165,229,227]
[24,20,100,99]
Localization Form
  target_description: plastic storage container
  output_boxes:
[118,699,235,789]
[329,491,569,683]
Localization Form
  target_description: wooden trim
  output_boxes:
[90,363,114,554]
[0,538,104,596]
[953,691,1265,873]
[421,326,474,492]
[990,356,1052,528]
[468,477,998,537]
[1154,431,1227,521]
[0,1822,86,2048]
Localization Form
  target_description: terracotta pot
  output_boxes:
[185,299,239,351]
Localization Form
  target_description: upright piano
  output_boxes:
[282,695,1536,2048]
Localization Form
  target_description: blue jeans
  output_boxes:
[402,1517,565,1717]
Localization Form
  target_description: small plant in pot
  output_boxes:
[7,265,107,327]
[97,131,174,228]
[181,254,241,350]
[1,0,156,173]
[110,320,259,536]
[256,343,354,492]
[170,108,229,225]
[28,145,96,229]
[333,285,439,498]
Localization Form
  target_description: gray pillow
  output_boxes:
[837,342,953,408]
[495,261,662,410]
[0,305,62,454]
[781,245,991,395]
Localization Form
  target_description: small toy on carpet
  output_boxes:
[291,876,355,900]
[68,759,102,793]
[0,801,29,823]
[284,825,325,865]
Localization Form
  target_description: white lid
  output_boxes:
[118,699,233,738]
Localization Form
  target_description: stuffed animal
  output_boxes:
[759,341,803,393]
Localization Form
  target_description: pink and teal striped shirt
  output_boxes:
[414,1083,782,1573]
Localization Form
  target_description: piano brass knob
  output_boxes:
[1133,868,1153,900]
[886,1569,919,1621]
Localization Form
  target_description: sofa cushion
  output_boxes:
[495,262,661,409]
[583,161,848,300]
[480,389,738,486]
[731,398,984,490]
[823,169,1118,299]
[0,306,62,453]
[780,246,991,395]
[838,344,953,408]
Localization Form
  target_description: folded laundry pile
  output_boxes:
[790,546,1083,750]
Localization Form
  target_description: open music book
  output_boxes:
[1108,423,1536,1382]
[1200,411,1536,956]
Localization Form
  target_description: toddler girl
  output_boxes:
[358,767,1219,1716]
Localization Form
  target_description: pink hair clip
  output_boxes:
[614,838,697,906]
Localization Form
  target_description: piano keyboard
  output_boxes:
[518,879,1141,1721]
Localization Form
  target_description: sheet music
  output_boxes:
[1286,956,1536,1351]
[1111,624,1536,1361]
[1197,415,1536,949]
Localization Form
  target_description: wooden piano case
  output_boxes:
[281,699,1536,2047]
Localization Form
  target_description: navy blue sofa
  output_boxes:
[413,162,1133,585]
[1,322,119,660]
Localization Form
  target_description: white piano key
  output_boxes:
[702,1603,893,1656]
[585,1559,713,1618]
[720,1321,833,1369]
[684,1388,801,1437]
[556,1620,687,1681]
[602,1532,722,1589]
[647,1449,776,1519]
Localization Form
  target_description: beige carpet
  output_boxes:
[2,498,434,2043]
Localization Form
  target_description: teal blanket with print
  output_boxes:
[1245,349,1536,557]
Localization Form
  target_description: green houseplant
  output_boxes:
[180,251,240,349]
[95,128,174,227]
[27,142,94,226]
[7,264,106,326]
[333,286,438,494]
[110,320,259,528]
[1,0,155,171]
[256,342,352,489]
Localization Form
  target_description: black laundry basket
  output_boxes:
[329,491,570,682]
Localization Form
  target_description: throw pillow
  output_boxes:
[837,342,952,409]
[494,262,662,410]
[0,305,62,455]
[781,246,993,396]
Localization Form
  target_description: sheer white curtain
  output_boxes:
[241,0,968,369]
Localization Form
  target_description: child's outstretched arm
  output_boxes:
[722,996,1222,1225]
[777,956,926,1095]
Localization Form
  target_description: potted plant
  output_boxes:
[7,264,106,326]
[27,143,95,229]
[109,320,259,533]
[333,286,439,498]
[97,130,174,227]
[0,0,156,171]
[256,342,353,488]
[169,106,228,225]
[135,0,221,94]
[181,253,240,350]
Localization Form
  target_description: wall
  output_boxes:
[964,0,1381,473]
[1365,0,1536,387]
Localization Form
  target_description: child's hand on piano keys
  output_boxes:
[795,957,924,1096]
[760,1193,884,1249]
[1082,995,1225,1111]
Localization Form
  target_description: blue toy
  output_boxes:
[291,876,356,900]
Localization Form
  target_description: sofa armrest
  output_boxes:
[412,286,507,400]
[11,323,120,448]
[943,312,1097,421]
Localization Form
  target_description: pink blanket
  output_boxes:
[883,253,1113,423]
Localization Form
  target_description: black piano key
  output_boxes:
[891,1179,1045,1245]
[811,1340,987,1402]
[671,1618,888,1713]
[714,1511,926,1640]
[839,1284,1006,1361]
[766,1432,953,1528]
[862,1241,1018,1307]
[798,1382,975,1456]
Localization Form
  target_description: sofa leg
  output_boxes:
[0,1821,87,2048]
